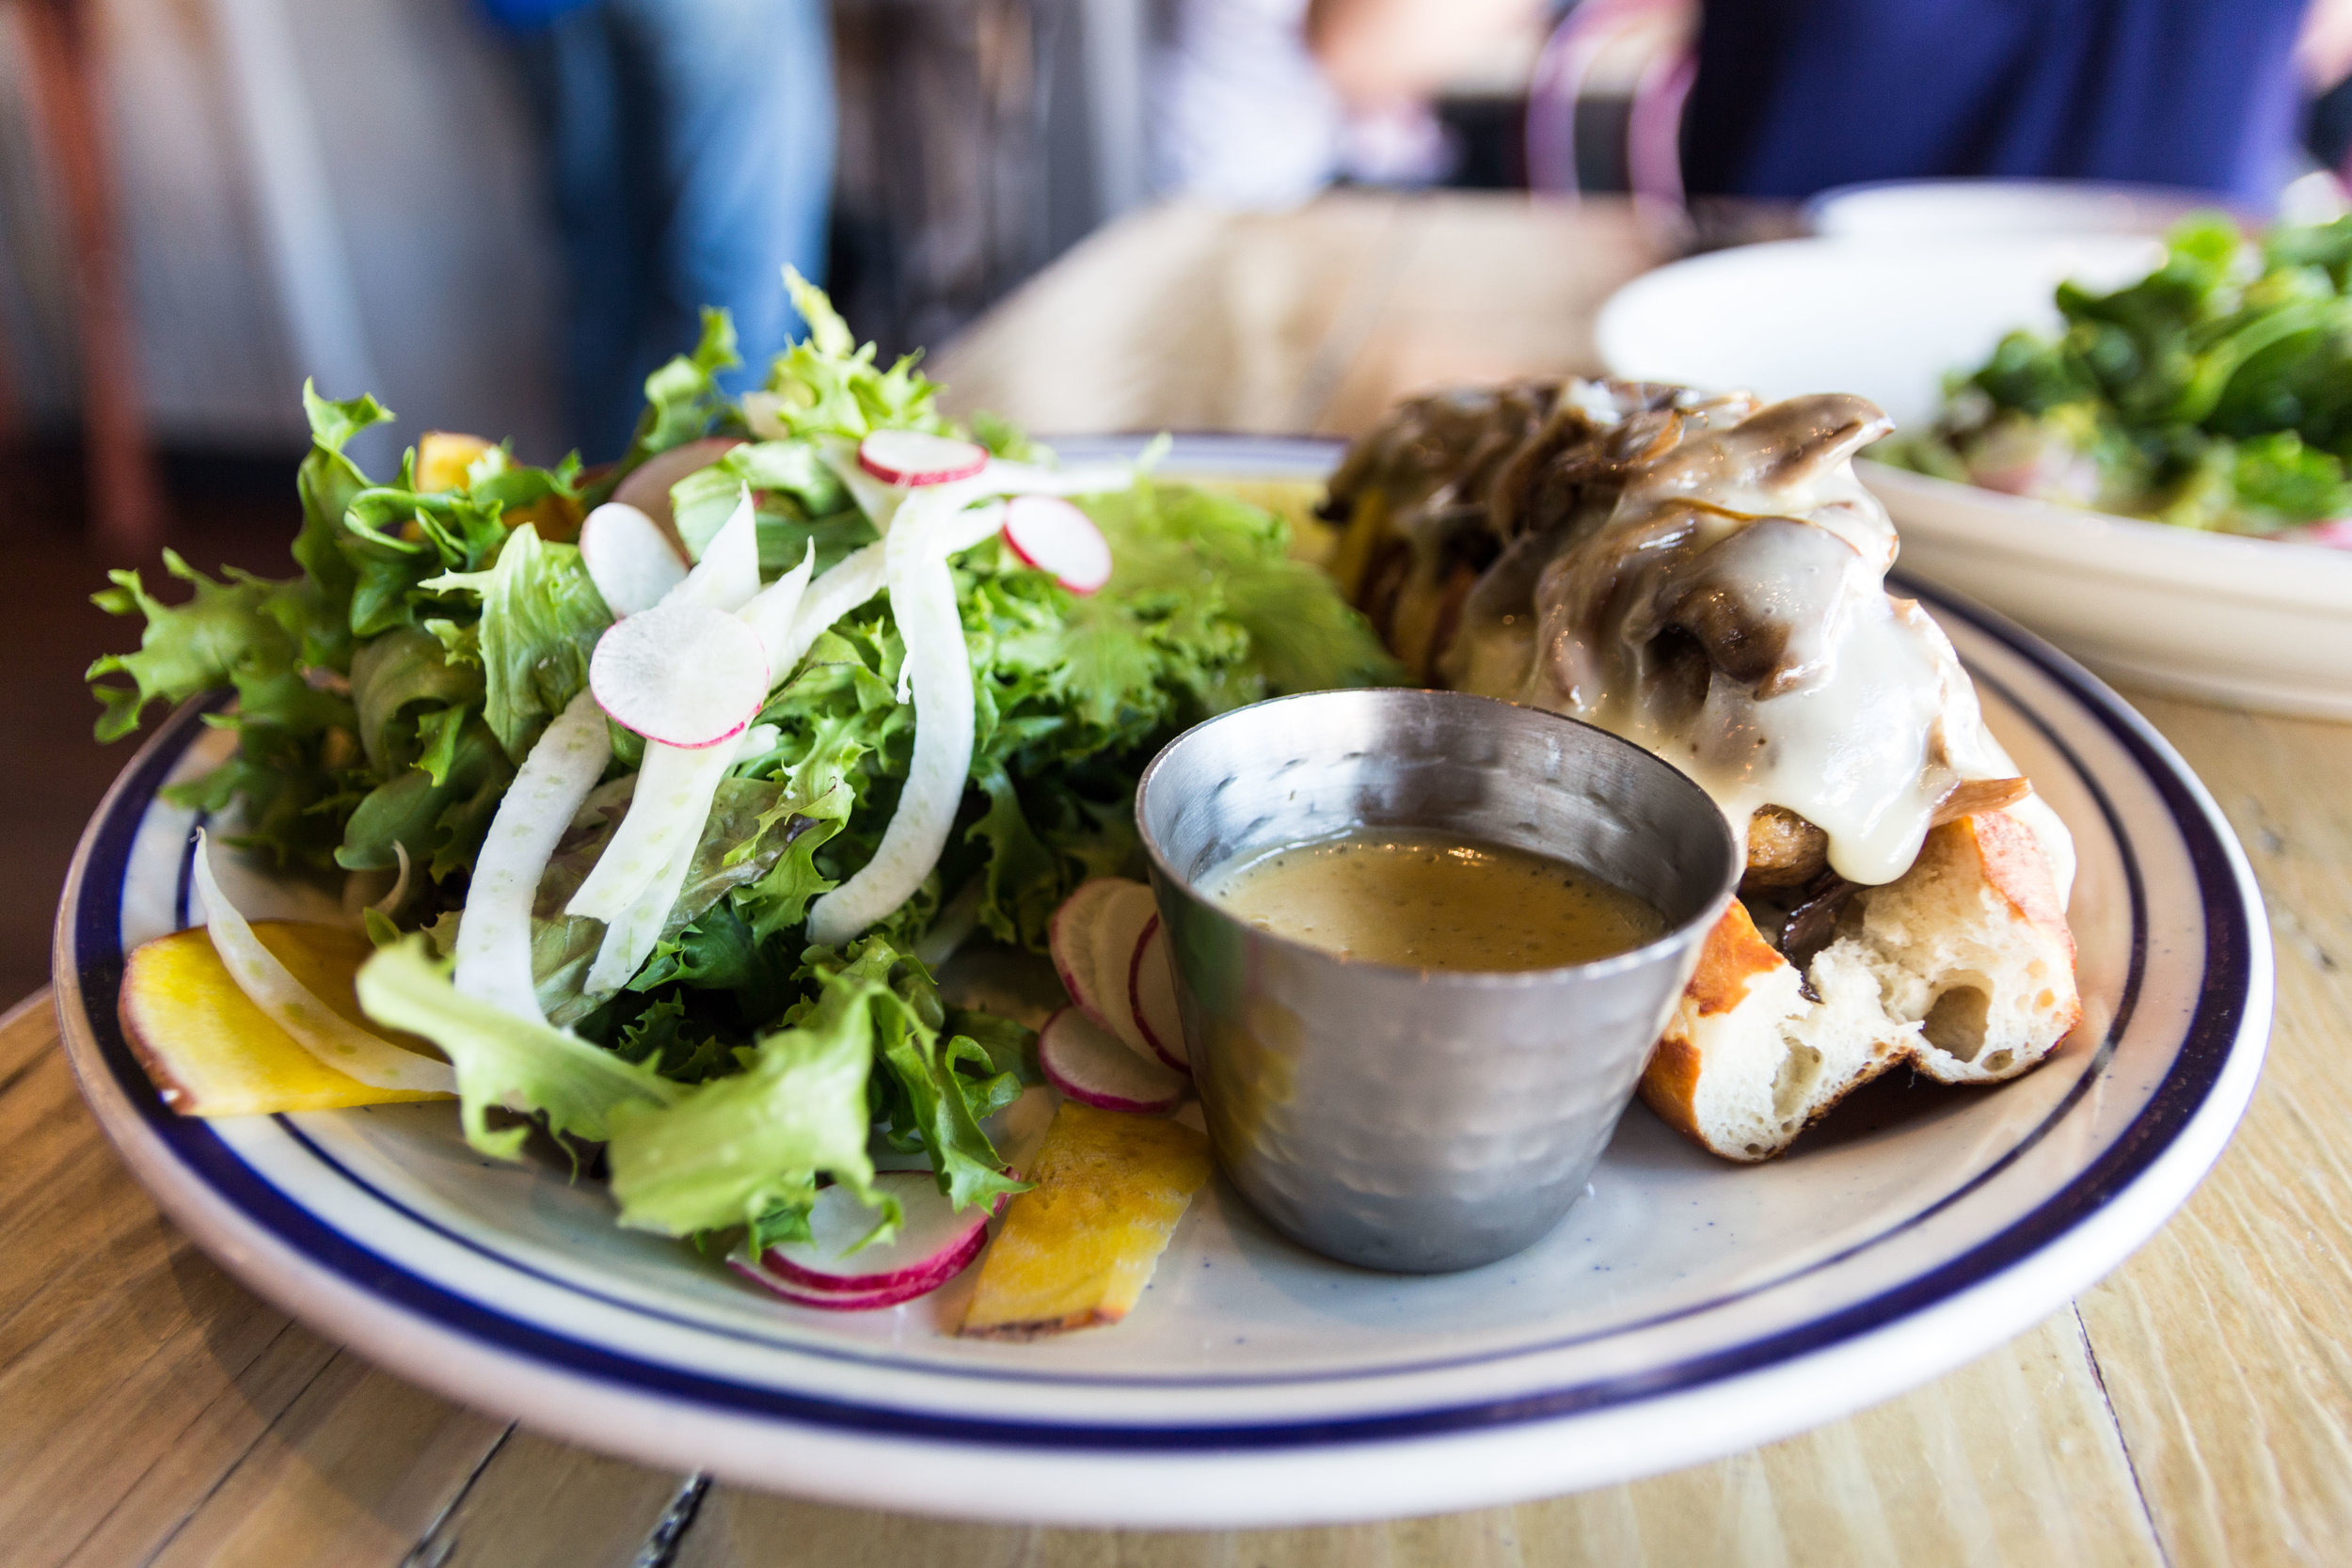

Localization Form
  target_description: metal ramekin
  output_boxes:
[1136,689,1740,1274]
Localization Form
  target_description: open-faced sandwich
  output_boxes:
[1322,380,2083,1160]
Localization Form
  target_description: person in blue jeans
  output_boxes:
[484,0,835,462]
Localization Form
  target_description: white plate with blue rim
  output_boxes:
[51,435,2270,1528]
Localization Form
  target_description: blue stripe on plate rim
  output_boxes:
[50,472,2264,1454]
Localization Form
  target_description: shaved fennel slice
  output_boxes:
[739,539,816,673]
[805,494,977,946]
[454,689,611,1021]
[769,542,885,684]
[941,499,1009,555]
[581,721,771,996]
[192,830,456,1095]
[978,457,1136,499]
[581,781,707,997]
[819,440,908,533]
[368,842,413,919]
[575,721,775,998]
[670,484,760,610]
[564,738,737,922]
[770,498,1003,692]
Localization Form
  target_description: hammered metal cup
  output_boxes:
[1136,689,1740,1274]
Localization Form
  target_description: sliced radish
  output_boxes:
[1129,915,1189,1072]
[1048,879,1130,1026]
[580,502,688,617]
[589,602,769,748]
[728,1227,986,1312]
[612,436,740,535]
[1089,881,1159,1062]
[858,429,989,487]
[1002,495,1113,594]
[1038,1007,1185,1113]
[759,1170,992,1293]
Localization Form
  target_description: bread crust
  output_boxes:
[1641,808,2080,1161]
[1640,900,1778,1148]
[1954,811,2077,990]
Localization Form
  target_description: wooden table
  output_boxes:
[8,192,2350,1566]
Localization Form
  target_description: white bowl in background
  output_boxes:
[1805,178,2233,241]
[1594,234,2161,429]
[1597,236,2352,719]
[1865,463,2352,719]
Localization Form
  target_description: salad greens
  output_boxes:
[91,277,1398,1256]
[1880,214,2352,537]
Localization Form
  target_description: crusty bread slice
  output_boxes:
[1639,811,2081,1162]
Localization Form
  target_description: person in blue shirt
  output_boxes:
[484,0,834,461]
[1679,0,2311,205]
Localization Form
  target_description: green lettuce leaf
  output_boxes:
[617,308,741,476]
[605,938,895,1237]
[348,626,484,777]
[356,936,681,1161]
[421,527,612,760]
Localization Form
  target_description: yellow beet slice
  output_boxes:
[414,430,496,493]
[960,1101,1212,1338]
[119,923,452,1116]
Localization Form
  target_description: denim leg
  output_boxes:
[520,9,660,460]
[525,0,835,459]
[619,0,837,399]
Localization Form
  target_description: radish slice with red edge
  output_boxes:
[1087,882,1159,1062]
[580,501,687,617]
[858,429,989,487]
[589,602,769,748]
[1038,1006,1185,1113]
[1002,495,1113,594]
[728,1226,987,1312]
[759,1171,993,1293]
[1048,879,1130,1034]
[1129,915,1189,1071]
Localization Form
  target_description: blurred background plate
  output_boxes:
[1595,235,2352,720]
[1592,234,2162,428]
[1862,464,2352,720]
[1804,178,2233,240]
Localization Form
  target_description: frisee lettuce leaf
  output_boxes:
[421,526,611,761]
[605,938,895,1239]
[356,936,681,1160]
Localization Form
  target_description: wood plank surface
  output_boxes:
[6,193,2345,1564]
[2074,698,2352,1568]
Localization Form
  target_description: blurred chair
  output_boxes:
[10,0,165,552]
[1524,0,1694,203]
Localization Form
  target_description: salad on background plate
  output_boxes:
[91,275,1397,1327]
[1880,214,2352,546]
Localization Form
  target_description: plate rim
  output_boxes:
[47,434,2275,1523]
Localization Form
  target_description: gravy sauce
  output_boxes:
[1201,829,1665,972]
